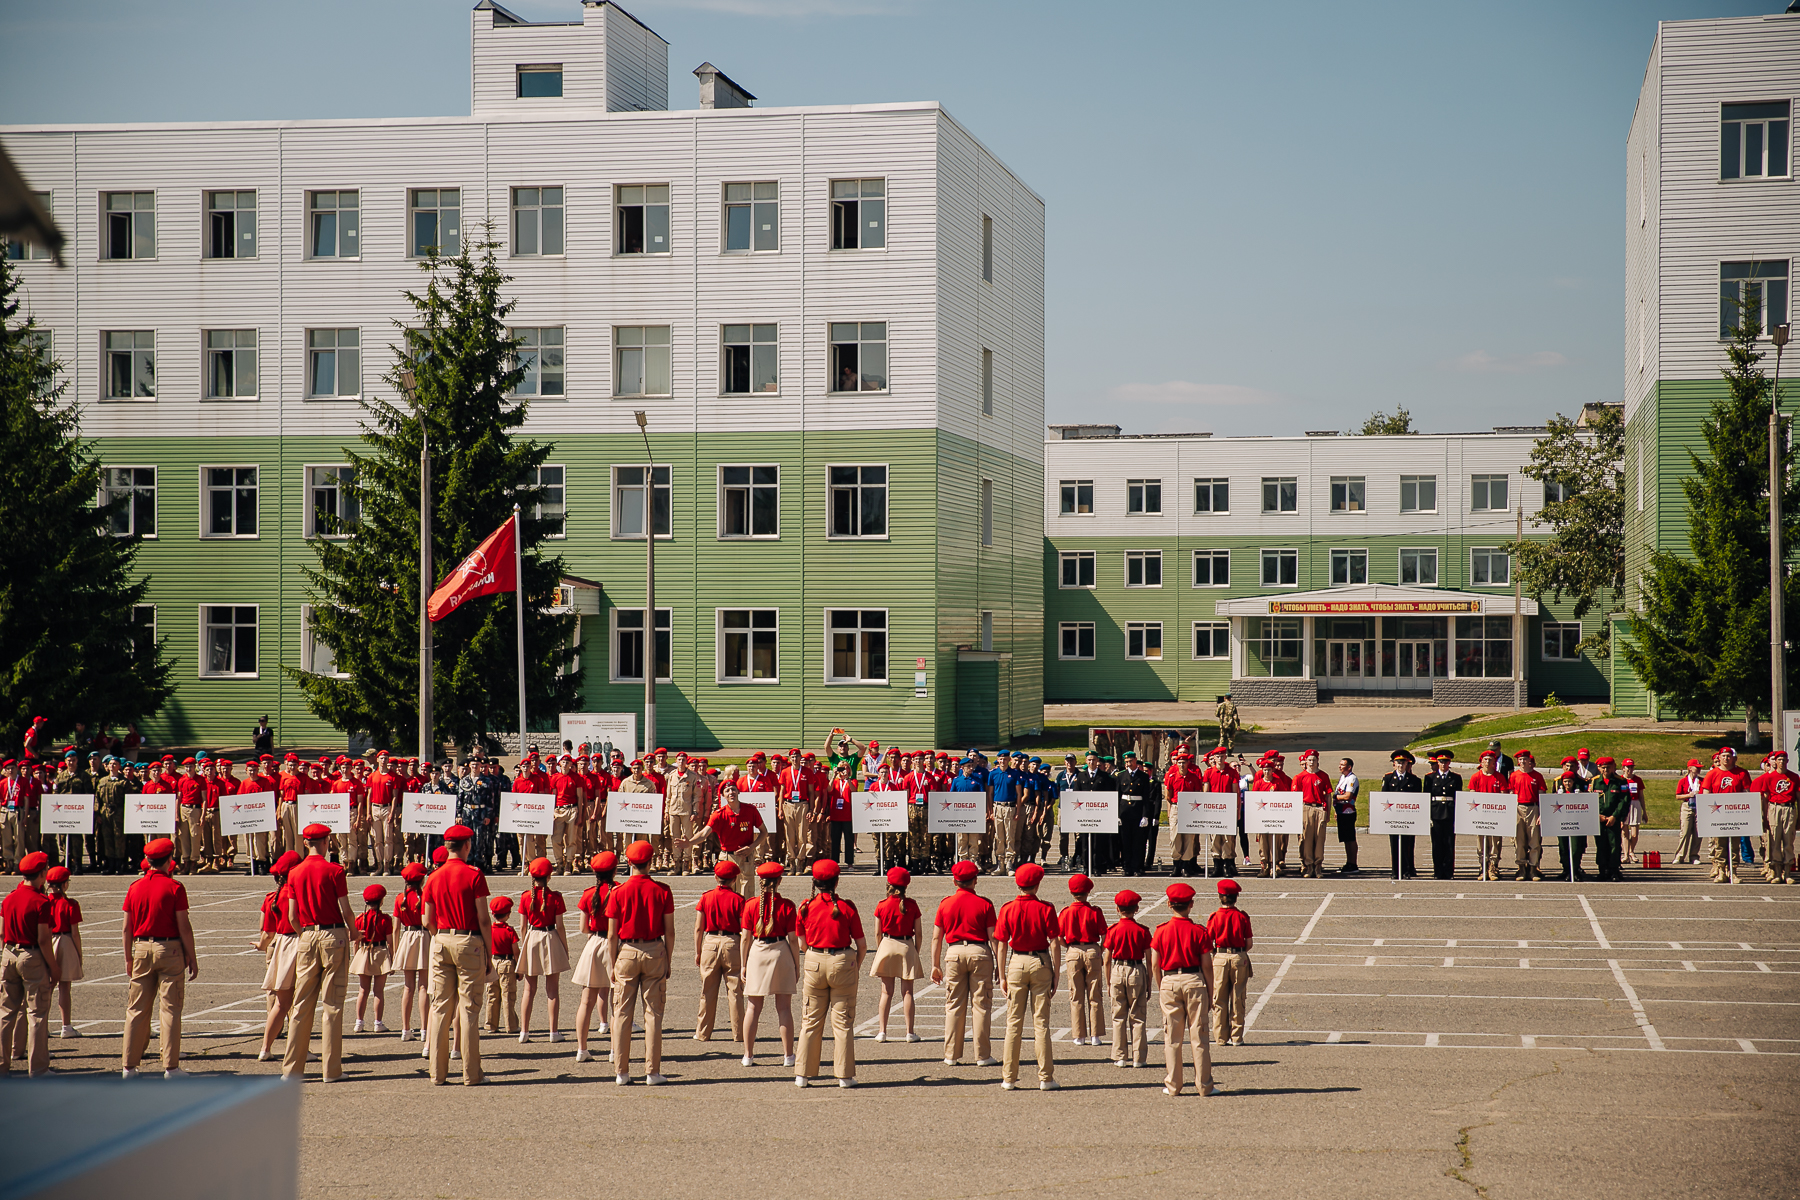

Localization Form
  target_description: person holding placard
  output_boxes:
[254,852,301,1061]
[120,838,196,1079]
[549,756,585,876]
[364,753,400,877]
[94,757,129,875]
[1593,758,1629,882]
[1250,755,1285,878]
[869,866,923,1043]
[1381,750,1423,880]
[1295,750,1332,878]
[693,860,746,1044]
[1,851,59,1076]
[994,861,1060,1091]
[1150,882,1216,1097]
[173,758,204,875]
[794,858,865,1088]
[1202,749,1240,878]
[1754,751,1798,884]
[517,858,570,1042]
[351,884,394,1033]
[1552,763,1591,880]
[931,859,1000,1068]
[663,756,702,876]
[1102,889,1150,1067]
[1059,873,1107,1046]
[739,861,801,1069]
[1468,752,1508,881]
[605,840,676,1085]
[612,760,657,860]
[284,823,359,1081]
[1620,758,1648,866]
[571,851,618,1058]
[1508,750,1547,881]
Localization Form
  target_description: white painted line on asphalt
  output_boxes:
[1372,938,1385,946]
[1520,959,1530,969]
[1456,894,1465,900]
[1683,962,1697,972]
[1518,940,1528,948]
[1578,894,1612,950]
[1424,1033,1440,1046]
[1741,942,1754,950]
[1325,1031,1342,1042]
[1670,942,1683,949]
[1364,956,1376,966]
[1244,953,1295,1031]
[1443,958,1454,968]
[1521,1035,1536,1048]
[1738,1039,1758,1053]
[1639,895,1650,901]
[1607,958,1665,1051]
[1293,893,1334,945]
[1756,962,1772,972]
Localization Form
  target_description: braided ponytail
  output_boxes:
[756,874,778,937]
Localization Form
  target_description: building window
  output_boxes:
[616,185,670,255]
[827,609,887,682]
[103,192,155,260]
[1400,547,1438,586]
[1262,477,1297,513]
[613,325,671,397]
[533,465,566,538]
[722,324,778,394]
[828,464,887,538]
[129,605,157,661]
[1455,615,1513,679]
[1470,474,1508,512]
[1060,480,1094,515]
[1253,617,1302,676]
[511,187,564,256]
[100,467,156,538]
[1329,477,1365,513]
[1125,621,1162,661]
[1470,547,1510,586]
[206,190,255,259]
[1059,551,1095,588]
[723,181,778,252]
[104,331,155,399]
[1125,550,1162,588]
[301,605,345,677]
[1544,480,1568,505]
[205,330,257,399]
[1721,101,1789,180]
[408,188,461,257]
[1193,621,1228,660]
[979,611,994,653]
[718,609,778,682]
[829,322,887,392]
[307,328,360,398]
[24,330,52,397]
[1542,621,1582,661]
[1127,479,1162,515]
[613,608,671,682]
[981,213,993,283]
[306,465,358,538]
[720,465,778,538]
[517,64,562,97]
[4,191,51,260]
[1059,622,1095,661]
[830,178,885,250]
[980,348,993,416]
[203,467,258,538]
[1261,548,1298,587]
[201,606,258,678]
[511,327,564,396]
[1720,261,1790,338]
[979,478,994,547]
[613,465,670,539]
[1194,478,1228,513]
[307,191,358,258]
[1400,475,1436,513]
[1330,548,1368,586]
[1192,549,1230,587]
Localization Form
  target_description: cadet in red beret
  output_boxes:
[283,821,358,1081]
[932,860,1000,1068]
[570,851,619,1061]
[352,884,394,1034]
[740,861,801,1069]
[517,858,570,1044]
[605,840,676,1085]
[486,896,521,1040]
[393,862,429,1043]
[994,861,1060,1089]
[1058,873,1108,1047]
[119,837,195,1078]
[869,866,924,1043]
[1150,882,1217,1096]
[1206,879,1254,1048]
[422,823,492,1085]
[1,850,59,1076]
[693,859,746,1046]
[43,865,82,1040]
[794,858,866,1088]
[1102,890,1151,1067]
[255,851,302,1062]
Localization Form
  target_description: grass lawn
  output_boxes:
[1409,707,1578,749]
[1434,730,1754,773]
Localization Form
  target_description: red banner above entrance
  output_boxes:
[1269,600,1481,614]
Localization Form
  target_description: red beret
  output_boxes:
[489,896,513,915]
[591,851,618,872]
[1217,879,1241,896]
[951,860,980,883]
[302,823,331,840]
[144,838,176,859]
[811,858,841,884]
[444,824,473,840]
[1165,882,1196,903]
[1068,873,1093,895]
[431,846,449,865]
[625,840,654,866]
[271,851,302,876]
[1596,756,1615,766]
[756,861,784,880]
[46,865,70,885]
[400,862,426,882]
[17,852,48,876]
[527,857,553,878]
[714,859,740,880]
[1014,862,1044,888]
[362,884,387,903]
[886,866,911,887]
[1114,889,1140,908]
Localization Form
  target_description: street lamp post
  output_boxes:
[1773,321,1791,754]
[403,368,432,762]
[634,411,656,758]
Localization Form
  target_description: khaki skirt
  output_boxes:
[744,938,798,997]
[262,933,299,993]
[50,932,82,982]
[569,933,613,989]
[519,927,569,977]
[392,927,429,972]
[869,934,923,981]
[351,941,392,977]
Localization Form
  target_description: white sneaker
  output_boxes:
[574,1049,592,1063]
[354,1020,366,1033]
[164,1068,189,1079]
[905,1032,922,1043]
[58,1025,78,1038]
[372,1021,388,1034]
[838,1077,856,1088]
[597,1022,611,1035]
[794,1076,809,1088]
[944,1057,959,1066]
[975,1056,1000,1067]
[518,1031,530,1043]
[1163,1085,1181,1096]
[548,1031,564,1043]
[874,1031,887,1043]
[1000,1080,1016,1090]
[646,1073,668,1085]
[1040,1079,1061,1091]
[420,1044,430,1058]
[1231,1037,1244,1046]
[120,1068,139,1080]
[1113,1058,1126,1068]
[449,1049,460,1060]
[616,1074,630,1086]
[398,1029,412,1042]
[781,1054,796,1068]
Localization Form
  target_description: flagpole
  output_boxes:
[514,504,527,761]
[419,424,433,761]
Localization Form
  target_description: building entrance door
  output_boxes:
[1397,641,1437,679]
[1324,639,1373,679]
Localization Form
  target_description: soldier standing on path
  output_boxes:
[1214,695,1241,753]
[1381,750,1423,879]
[1115,751,1158,876]
[1593,758,1630,883]
[1424,751,1462,880]
[95,757,129,875]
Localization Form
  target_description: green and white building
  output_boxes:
[1041,426,1609,707]
[2,0,1046,751]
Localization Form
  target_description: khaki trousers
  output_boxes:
[1065,945,1105,1041]
[956,832,983,862]
[1210,834,1238,864]
[1160,973,1213,1092]
[942,942,994,1062]
[1212,949,1251,1043]
[552,807,578,869]
[798,948,858,1080]
[667,813,694,873]
[1674,805,1700,862]
[1514,806,1543,872]
[0,945,51,1076]
[0,810,20,866]
[611,940,668,1074]
[1767,803,1796,882]
[201,809,221,861]
[276,802,299,855]
[179,805,204,865]
[485,958,519,1032]
[1299,805,1328,874]
[1002,951,1055,1085]
[524,833,548,864]
[992,807,1021,869]
[369,808,395,868]
[781,803,808,870]
[1109,960,1149,1064]
[429,932,485,1084]
[1258,833,1290,872]
[122,938,186,1071]
[1477,836,1503,876]
[696,933,743,1040]
[1172,832,1201,861]
[284,928,349,1079]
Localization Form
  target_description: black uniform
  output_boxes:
[1380,769,1424,878]
[1555,774,1590,879]
[1114,764,1158,876]
[1424,766,1463,879]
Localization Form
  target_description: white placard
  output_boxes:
[928,790,987,834]
[125,794,177,835]
[852,791,909,834]
[1454,791,1518,837]
[1245,791,1304,834]
[43,793,93,836]
[221,790,277,836]
[1369,790,1432,835]
[500,791,556,835]
[403,791,456,835]
[733,787,777,828]
[296,792,350,833]
[560,713,638,760]
[1058,790,1119,834]
[605,789,664,835]
[1785,712,1800,760]
[1540,793,1601,838]
[1175,791,1239,835]
[1695,792,1760,838]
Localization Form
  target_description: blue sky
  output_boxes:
[0,0,1775,435]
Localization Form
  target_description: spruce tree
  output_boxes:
[1625,284,1800,733]
[290,235,580,755]
[1510,405,1625,661]
[0,255,173,751]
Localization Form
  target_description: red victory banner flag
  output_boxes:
[427,516,517,621]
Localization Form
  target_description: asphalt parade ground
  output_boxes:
[22,847,1800,1200]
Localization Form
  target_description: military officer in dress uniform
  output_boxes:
[1424,750,1463,879]
[1115,751,1159,876]
[1381,750,1423,879]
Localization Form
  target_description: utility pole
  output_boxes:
[405,368,433,762]
[1514,500,1523,711]
[1772,321,1791,754]
[635,411,656,758]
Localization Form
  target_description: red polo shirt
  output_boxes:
[395,889,424,929]
[697,885,744,935]
[1150,916,1215,970]
[490,923,519,958]
[176,775,204,807]
[520,885,566,930]
[605,873,675,940]
[1468,771,1506,794]
[706,803,764,853]
[798,894,864,949]
[995,895,1059,952]
[875,895,921,939]
[1755,771,1799,805]
[2,883,49,945]
[551,772,582,807]
[742,893,798,938]
[579,883,613,935]
[422,859,490,933]
[1059,900,1108,945]
[121,871,188,939]
[1509,769,1547,806]
[286,854,350,928]
[1295,769,1332,806]
[934,888,997,945]
[1102,916,1150,961]
[1205,906,1253,950]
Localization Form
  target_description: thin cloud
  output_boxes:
[1105,380,1284,407]
[1445,350,1569,374]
